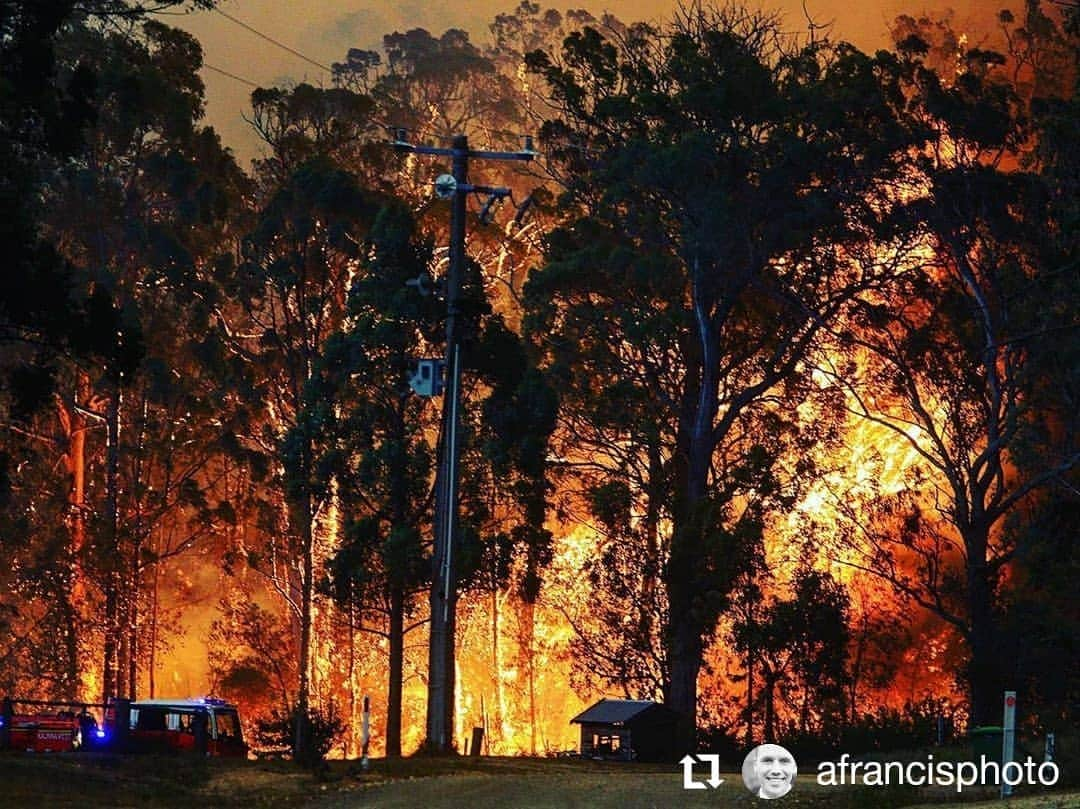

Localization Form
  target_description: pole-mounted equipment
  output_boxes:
[392,128,536,752]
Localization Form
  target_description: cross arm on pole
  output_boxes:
[390,127,538,754]
[390,128,537,163]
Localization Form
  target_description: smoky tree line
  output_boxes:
[1,0,1077,755]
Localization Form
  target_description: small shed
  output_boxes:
[570,698,681,762]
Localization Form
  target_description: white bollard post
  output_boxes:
[1001,691,1016,799]
[361,695,370,771]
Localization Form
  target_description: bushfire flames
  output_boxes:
[34,272,966,758]
[135,364,958,759]
[7,0,1072,769]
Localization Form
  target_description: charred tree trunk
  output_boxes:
[639,440,663,650]
[385,399,412,758]
[745,651,755,747]
[58,373,91,700]
[101,386,122,702]
[56,584,80,701]
[126,581,138,699]
[762,670,777,743]
[518,599,538,756]
[286,365,323,757]
[491,588,506,750]
[293,491,315,759]
[848,610,870,724]
[666,423,715,752]
[665,258,722,753]
[126,393,150,701]
[116,594,130,699]
[102,586,118,701]
[667,616,703,753]
[148,559,159,698]
[347,600,356,758]
[386,585,405,757]
[965,526,1000,726]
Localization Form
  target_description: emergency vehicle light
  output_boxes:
[95,729,106,739]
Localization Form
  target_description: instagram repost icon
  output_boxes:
[742,744,797,800]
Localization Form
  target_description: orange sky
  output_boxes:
[171,0,1004,167]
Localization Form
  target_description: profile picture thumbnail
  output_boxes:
[741,743,797,800]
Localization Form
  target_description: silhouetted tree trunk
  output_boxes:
[745,652,755,747]
[102,386,121,701]
[386,586,404,757]
[762,668,779,743]
[527,9,902,754]
[965,526,998,725]
[293,491,316,758]
[57,372,91,700]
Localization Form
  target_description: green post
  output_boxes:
[970,726,1003,764]
[0,697,13,749]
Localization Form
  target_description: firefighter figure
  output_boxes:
[0,697,12,750]
[193,709,209,756]
[78,709,97,750]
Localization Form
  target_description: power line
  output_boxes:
[203,62,259,88]
[144,9,262,89]
[212,8,332,74]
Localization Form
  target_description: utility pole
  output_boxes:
[392,130,535,752]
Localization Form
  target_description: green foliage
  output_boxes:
[256,704,344,770]
[1,0,253,701]
[323,201,437,600]
[999,492,1080,728]
[373,28,518,140]
[2,0,1077,755]
[526,6,908,733]
[250,83,377,185]
[835,4,1080,725]
[731,569,853,740]
[837,697,963,754]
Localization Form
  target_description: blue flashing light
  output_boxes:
[0,717,5,727]
[95,729,106,739]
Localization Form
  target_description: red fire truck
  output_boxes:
[5,711,80,752]
[1,696,247,757]
[120,697,248,757]
[0,698,105,753]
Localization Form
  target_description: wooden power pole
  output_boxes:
[392,130,535,752]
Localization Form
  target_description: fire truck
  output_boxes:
[121,697,248,757]
[0,698,105,753]
[1,696,247,757]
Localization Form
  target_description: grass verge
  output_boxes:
[0,752,1076,808]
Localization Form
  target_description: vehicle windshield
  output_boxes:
[133,708,200,733]
[213,710,241,742]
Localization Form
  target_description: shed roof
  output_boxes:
[570,699,661,725]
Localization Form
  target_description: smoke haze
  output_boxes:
[175,1,1011,165]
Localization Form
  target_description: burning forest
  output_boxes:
[1,0,1077,784]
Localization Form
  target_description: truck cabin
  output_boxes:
[124,697,247,757]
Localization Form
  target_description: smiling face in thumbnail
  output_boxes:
[751,744,796,798]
